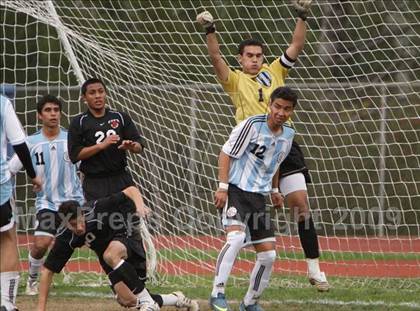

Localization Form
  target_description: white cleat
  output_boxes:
[172,291,200,311]
[309,271,330,292]
[25,278,38,296]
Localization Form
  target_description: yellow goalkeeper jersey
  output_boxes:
[219,53,295,124]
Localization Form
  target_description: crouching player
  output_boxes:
[36,186,199,311]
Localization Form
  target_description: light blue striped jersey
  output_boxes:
[8,127,84,211]
[1,95,27,204]
[222,114,295,194]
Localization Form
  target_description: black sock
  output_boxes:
[298,217,320,259]
[150,293,163,307]
[112,260,145,294]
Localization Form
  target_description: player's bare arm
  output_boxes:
[271,168,284,208]
[214,151,230,209]
[36,267,54,311]
[285,0,312,60]
[121,186,150,218]
[197,11,230,82]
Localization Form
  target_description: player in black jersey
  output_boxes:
[68,77,145,269]
[68,77,145,201]
[36,186,199,311]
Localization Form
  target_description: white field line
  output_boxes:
[52,292,420,309]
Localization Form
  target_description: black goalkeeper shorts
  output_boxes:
[279,139,312,183]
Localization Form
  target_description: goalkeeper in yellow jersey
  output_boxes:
[197,0,329,308]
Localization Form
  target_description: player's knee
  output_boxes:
[257,249,276,264]
[32,238,52,257]
[103,249,119,267]
[116,294,137,307]
[287,192,310,222]
[226,230,246,249]
[31,247,47,259]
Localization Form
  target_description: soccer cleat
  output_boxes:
[25,278,38,296]
[172,291,200,311]
[309,271,330,292]
[137,301,160,311]
[209,293,230,311]
[239,301,264,311]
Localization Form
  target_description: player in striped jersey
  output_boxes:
[8,94,84,296]
[1,95,42,311]
[197,0,329,294]
[210,87,296,311]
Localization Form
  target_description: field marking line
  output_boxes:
[52,291,420,309]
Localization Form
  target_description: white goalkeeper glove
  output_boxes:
[293,0,312,21]
[196,11,216,34]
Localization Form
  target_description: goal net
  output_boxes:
[1,0,419,289]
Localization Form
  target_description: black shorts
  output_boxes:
[0,200,14,232]
[35,209,60,236]
[113,234,147,277]
[279,140,312,183]
[83,170,135,201]
[222,185,275,244]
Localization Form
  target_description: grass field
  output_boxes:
[16,236,420,310]
[15,274,420,311]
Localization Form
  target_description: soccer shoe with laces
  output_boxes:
[172,291,200,311]
[239,301,264,311]
[309,271,330,292]
[209,293,231,311]
[25,278,38,295]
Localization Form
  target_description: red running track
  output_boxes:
[17,235,420,278]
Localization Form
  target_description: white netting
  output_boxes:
[1,0,419,289]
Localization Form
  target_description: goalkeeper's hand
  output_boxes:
[196,11,216,34]
[293,0,312,21]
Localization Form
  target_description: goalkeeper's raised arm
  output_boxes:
[287,0,312,60]
[196,10,229,82]
[196,1,312,83]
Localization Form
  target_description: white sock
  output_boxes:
[307,258,321,277]
[1,271,20,310]
[28,253,44,281]
[211,231,245,297]
[160,293,178,306]
[136,288,155,305]
[243,250,276,306]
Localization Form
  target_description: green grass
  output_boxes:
[17,273,420,311]
[19,247,420,262]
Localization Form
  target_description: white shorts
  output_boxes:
[279,173,307,196]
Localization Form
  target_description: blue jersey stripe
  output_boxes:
[227,116,295,194]
[26,129,83,212]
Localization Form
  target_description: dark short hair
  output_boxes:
[238,38,265,55]
[270,86,298,107]
[58,200,81,221]
[81,78,107,95]
[37,94,62,114]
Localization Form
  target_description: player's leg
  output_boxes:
[0,201,20,311]
[125,237,200,311]
[26,210,57,295]
[104,239,158,310]
[152,291,199,311]
[279,140,329,292]
[280,173,329,292]
[210,185,248,311]
[240,201,276,311]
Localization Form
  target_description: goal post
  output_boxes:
[1,0,419,289]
